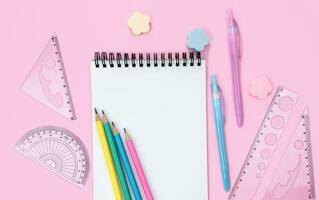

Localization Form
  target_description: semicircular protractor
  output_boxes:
[15,126,89,188]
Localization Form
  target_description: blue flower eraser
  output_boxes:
[187,28,209,52]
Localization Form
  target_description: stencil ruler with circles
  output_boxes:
[228,87,298,200]
[15,126,89,188]
[21,34,76,120]
[263,107,315,200]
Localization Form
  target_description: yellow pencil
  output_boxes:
[95,108,123,200]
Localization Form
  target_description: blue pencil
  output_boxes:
[112,122,142,200]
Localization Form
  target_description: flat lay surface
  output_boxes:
[1,0,319,199]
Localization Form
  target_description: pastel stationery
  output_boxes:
[210,75,230,192]
[229,87,298,200]
[187,28,209,52]
[112,123,142,200]
[249,76,273,99]
[95,112,123,200]
[125,129,153,200]
[263,108,316,200]
[227,10,243,126]
[21,35,76,120]
[15,126,89,188]
[100,110,132,200]
[128,11,151,35]
[92,52,207,200]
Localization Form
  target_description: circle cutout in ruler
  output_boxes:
[15,126,89,188]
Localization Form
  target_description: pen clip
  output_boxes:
[217,85,227,123]
[233,18,242,59]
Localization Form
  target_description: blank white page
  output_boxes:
[92,58,207,200]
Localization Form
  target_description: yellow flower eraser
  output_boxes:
[128,11,151,35]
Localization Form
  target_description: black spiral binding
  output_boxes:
[94,52,202,68]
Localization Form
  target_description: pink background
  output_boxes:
[1,0,319,199]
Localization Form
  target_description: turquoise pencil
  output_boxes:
[112,122,142,200]
[101,111,132,200]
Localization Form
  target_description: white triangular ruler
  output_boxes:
[263,107,315,200]
[21,35,76,120]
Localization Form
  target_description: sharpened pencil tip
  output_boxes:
[124,129,131,140]
[94,108,101,121]
[102,110,105,115]
[110,121,119,135]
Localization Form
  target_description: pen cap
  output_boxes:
[210,75,219,95]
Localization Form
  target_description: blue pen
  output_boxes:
[210,75,230,192]
[112,122,142,200]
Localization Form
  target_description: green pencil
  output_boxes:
[102,110,132,200]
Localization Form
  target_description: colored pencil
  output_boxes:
[101,110,132,200]
[112,122,143,200]
[94,109,123,200]
[125,129,153,200]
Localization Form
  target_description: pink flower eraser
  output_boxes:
[249,76,273,99]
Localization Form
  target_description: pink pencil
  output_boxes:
[124,129,153,200]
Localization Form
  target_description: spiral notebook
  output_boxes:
[91,52,207,200]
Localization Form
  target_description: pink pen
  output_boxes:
[125,129,153,200]
[227,10,244,127]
